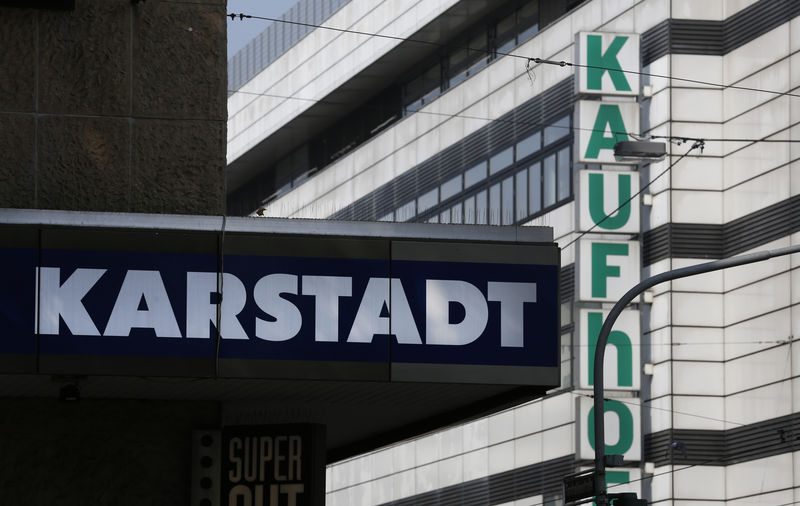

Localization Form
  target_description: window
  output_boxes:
[516,170,528,221]
[465,161,487,188]
[502,176,514,225]
[543,154,556,208]
[451,202,463,224]
[557,147,571,201]
[476,190,488,225]
[516,132,541,161]
[544,115,570,145]
[489,183,501,225]
[440,175,462,201]
[465,31,488,76]
[404,64,441,114]
[517,2,539,43]
[448,47,469,87]
[529,162,542,214]
[396,201,416,222]
[464,196,475,224]
[495,11,517,55]
[417,188,438,214]
[489,147,514,175]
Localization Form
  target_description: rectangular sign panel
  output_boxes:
[577,169,640,234]
[576,395,641,462]
[1,232,560,386]
[575,100,639,165]
[575,32,640,96]
[0,247,38,360]
[577,308,640,391]
[577,239,640,303]
[222,424,325,506]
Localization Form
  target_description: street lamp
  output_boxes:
[591,243,800,505]
[613,140,667,162]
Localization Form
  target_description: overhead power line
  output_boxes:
[228,88,800,146]
[228,13,800,100]
[569,390,746,427]
[561,141,703,251]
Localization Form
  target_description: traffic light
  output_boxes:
[608,492,647,505]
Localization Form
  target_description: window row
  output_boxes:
[425,146,572,225]
[242,1,589,215]
[403,1,540,114]
[380,115,572,224]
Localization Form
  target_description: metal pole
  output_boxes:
[592,243,800,505]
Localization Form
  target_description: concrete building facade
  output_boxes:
[0,1,227,504]
[0,0,228,216]
[227,0,800,504]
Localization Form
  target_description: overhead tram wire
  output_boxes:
[230,86,798,227]
[561,140,704,251]
[227,88,800,147]
[561,122,800,250]
[568,390,747,428]
[227,12,800,100]
[226,14,800,144]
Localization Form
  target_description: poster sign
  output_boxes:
[221,424,325,506]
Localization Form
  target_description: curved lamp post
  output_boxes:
[592,243,800,505]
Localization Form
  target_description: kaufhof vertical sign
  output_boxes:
[574,31,643,469]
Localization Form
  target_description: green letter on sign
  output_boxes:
[589,173,631,230]
[591,242,628,298]
[587,35,631,91]
[585,104,630,160]
[588,400,634,455]
[587,312,633,387]
[607,470,630,488]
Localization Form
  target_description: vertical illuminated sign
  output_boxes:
[574,30,643,481]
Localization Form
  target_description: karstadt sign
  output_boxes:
[0,212,561,387]
[31,251,553,368]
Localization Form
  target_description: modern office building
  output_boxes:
[227,0,800,504]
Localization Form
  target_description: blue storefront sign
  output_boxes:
[0,215,560,387]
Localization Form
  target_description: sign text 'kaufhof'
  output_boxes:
[573,30,643,477]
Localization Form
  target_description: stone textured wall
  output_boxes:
[0,398,219,505]
[0,0,226,214]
